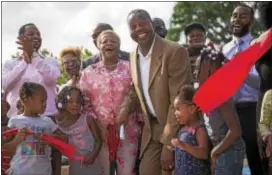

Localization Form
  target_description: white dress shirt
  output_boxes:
[138,39,156,117]
[222,33,260,102]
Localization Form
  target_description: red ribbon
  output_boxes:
[3,128,19,137]
[107,125,120,162]
[193,29,272,113]
[3,128,83,160]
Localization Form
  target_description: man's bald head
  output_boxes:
[152,17,167,38]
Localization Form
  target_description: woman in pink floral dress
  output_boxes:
[79,30,142,175]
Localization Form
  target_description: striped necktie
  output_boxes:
[193,29,272,113]
[234,40,244,56]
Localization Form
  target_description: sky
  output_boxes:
[2,1,177,62]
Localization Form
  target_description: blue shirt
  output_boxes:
[222,33,260,103]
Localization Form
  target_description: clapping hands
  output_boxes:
[16,35,34,63]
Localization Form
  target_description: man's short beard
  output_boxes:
[232,24,250,37]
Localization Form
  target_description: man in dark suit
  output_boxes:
[82,23,129,69]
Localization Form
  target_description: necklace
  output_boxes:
[103,62,118,71]
[104,63,118,67]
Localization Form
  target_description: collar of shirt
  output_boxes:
[232,33,253,45]
[17,51,44,61]
[223,33,253,59]
[137,36,156,59]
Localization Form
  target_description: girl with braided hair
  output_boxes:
[55,86,103,175]
[194,48,245,175]
[7,82,65,175]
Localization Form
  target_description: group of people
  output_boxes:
[1,2,272,175]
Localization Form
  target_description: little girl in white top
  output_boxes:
[7,82,65,175]
[55,86,103,175]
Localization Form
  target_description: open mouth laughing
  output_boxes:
[232,24,242,31]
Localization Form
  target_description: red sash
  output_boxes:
[2,128,83,160]
[193,29,272,113]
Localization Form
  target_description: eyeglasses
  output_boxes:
[63,58,80,66]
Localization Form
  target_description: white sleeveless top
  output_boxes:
[59,114,103,175]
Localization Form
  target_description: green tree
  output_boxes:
[81,47,92,59]
[11,48,53,58]
[40,48,53,57]
[167,2,265,45]
[11,51,20,59]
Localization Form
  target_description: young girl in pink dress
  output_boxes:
[55,86,103,175]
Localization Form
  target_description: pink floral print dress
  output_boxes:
[79,60,143,175]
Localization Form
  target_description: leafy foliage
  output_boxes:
[11,52,20,59]
[167,2,265,45]
[81,47,92,59]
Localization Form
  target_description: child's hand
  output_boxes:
[210,146,220,175]
[13,128,28,144]
[80,152,98,167]
[115,107,129,126]
[71,74,80,87]
[263,133,272,157]
[171,138,183,148]
[52,129,68,142]
[33,133,50,145]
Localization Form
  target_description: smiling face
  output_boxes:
[187,29,206,46]
[174,98,197,125]
[62,53,81,77]
[230,6,253,37]
[128,11,155,46]
[63,90,83,116]
[22,25,42,51]
[97,31,120,62]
